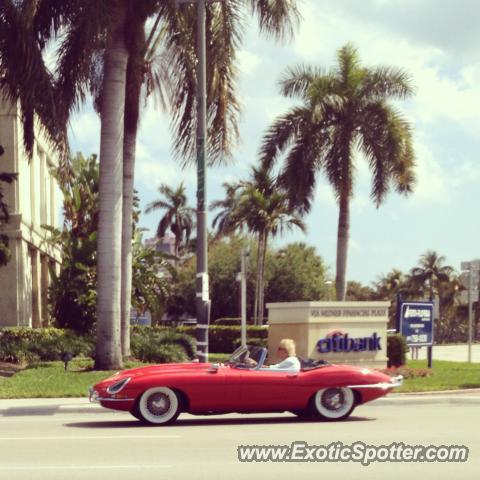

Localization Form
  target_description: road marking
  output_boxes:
[0,465,172,471]
[0,435,180,441]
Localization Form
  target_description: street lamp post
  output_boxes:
[175,0,211,362]
[236,248,249,347]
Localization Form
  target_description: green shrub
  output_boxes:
[214,318,257,326]
[131,328,195,363]
[132,325,267,354]
[232,337,268,349]
[0,328,94,363]
[177,325,268,353]
[387,334,408,367]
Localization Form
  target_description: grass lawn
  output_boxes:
[396,359,480,393]
[0,359,144,399]
[1,357,479,399]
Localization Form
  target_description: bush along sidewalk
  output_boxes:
[0,324,268,365]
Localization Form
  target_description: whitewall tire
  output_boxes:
[313,387,355,421]
[136,387,180,425]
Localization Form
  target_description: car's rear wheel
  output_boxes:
[135,387,180,425]
[312,387,355,421]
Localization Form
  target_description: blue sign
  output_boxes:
[399,301,434,346]
[316,333,381,353]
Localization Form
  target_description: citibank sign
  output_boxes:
[316,332,382,353]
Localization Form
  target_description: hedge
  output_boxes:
[130,328,196,362]
[387,334,408,367]
[1,324,268,364]
[0,327,94,363]
[132,325,268,354]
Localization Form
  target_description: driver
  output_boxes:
[245,338,301,372]
[269,339,301,372]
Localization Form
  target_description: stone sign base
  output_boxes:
[266,301,390,369]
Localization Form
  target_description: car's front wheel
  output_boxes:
[312,387,355,421]
[134,387,181,425]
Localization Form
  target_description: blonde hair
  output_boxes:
[279,338,296,356]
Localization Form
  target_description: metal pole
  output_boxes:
[241,249,247,347]
[468,267,473,363]
[195,0,210,362]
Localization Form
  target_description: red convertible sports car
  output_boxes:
[89,345,402,425]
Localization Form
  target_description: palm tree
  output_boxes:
[408,251,453,301]
[260,43,416,301]
[408,251,455,342]
[211,166,306,324]
[145,183,195,258]
[0,0,66,158]
[375,268,406,327]
[29,0,300,366]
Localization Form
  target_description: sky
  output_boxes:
[67,0,480,286]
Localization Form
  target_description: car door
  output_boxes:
[184,364,256,413]
[237,368,306,411]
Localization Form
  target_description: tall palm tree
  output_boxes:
[145,183,195,258]
[210,182,244,238]
[260,43,416,301]
[408,251,453,301]
[211,166,306,324]
[30,0,300,366]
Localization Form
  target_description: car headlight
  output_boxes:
[106,377,131,395]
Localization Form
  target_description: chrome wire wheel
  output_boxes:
[137,387,180,425]
[313,387,355,420]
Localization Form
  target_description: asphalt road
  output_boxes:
[0,395,479,480]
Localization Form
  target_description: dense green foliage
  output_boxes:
[44,153,99,333]
[44,154,174,333]
[0,328,94,363]
[177,325,268,353]
[167,236,329,321]
[265,243,330,303]
[386,334,408,367]
[130,328,195,363]
[0,325,256,363]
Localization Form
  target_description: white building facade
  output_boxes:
[0,99,61,328]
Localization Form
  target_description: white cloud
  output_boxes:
[237,49,260,75]
[411,139,448,202]
[68,109,100,155]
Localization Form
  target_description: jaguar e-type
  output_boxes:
[89,345,402,425]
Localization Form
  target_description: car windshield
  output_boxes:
[226,345,266,368]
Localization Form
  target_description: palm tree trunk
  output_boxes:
[95,0,128,370]
[120,11,146,358]
[258,232,268,325]
[335,192,350,301]
[120,127,136,358]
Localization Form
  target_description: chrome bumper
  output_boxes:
[88,387,134,403]
[347,375,403,390]
[88,387,99,403]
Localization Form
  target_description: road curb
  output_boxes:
[1,390,480,415]
[394,387,480,396]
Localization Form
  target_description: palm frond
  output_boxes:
[0,0,67,157]
[249,0,301,41]
[278,64,325,99]
[361,65,415,100]
[259,106,311,171]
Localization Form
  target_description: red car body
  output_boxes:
[89,347,402,425]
